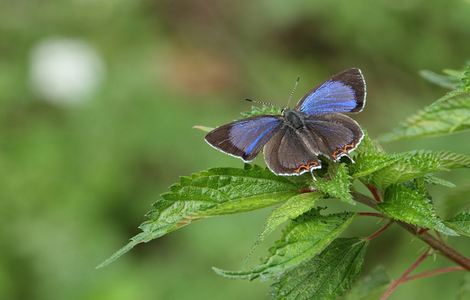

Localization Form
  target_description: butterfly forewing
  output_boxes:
[205,115,282,162]
[296,68,366,115]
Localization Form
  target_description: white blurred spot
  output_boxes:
[30,38,105,105]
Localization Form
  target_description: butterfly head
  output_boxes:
[283,108,304,129]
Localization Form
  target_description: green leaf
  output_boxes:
[315,164,355,205]
[213,211,356,280]
[272,238,368,300]
[460,66,470,92]
[422,64,470,92]
[423,175,456,188]
[240,105,281,117]
[379,184,457,235]
[346,266,391,300]
[349,134,397,179]
[370,151,470,188]
[445,211,470,237]
[98,165,300,268]
[419,69,460,90]
[379,91,470,142]
[253,192,322,250]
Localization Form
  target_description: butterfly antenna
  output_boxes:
[286,76,300,108]
[245,98,274,107]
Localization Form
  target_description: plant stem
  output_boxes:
[352,191,470,270]
[403,266,465,282]
[366,183,382,203]
[380,249,431,300]
[358,212,384,218]
[366,221,393,241]
[398,222,470,270]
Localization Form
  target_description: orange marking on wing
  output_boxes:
[332,141,357,160]
[294,160,320,174]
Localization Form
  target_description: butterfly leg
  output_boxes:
[310,169,317,181]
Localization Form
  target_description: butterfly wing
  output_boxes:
[205,115,282,162]
[296,68,366,115]
[304,113,364,161]
[263,126,321,176]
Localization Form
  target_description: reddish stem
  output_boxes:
[417,228,429,234]
[403,266,465,283]
[358,212,384,218]
[366,184,382,203]
[366,221,394,241]
[380,249,431,300]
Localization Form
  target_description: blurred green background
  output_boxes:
[1,1,469,299]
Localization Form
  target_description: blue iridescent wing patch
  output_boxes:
[205,115,282,162]
[296,68,366,115]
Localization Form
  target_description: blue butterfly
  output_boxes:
[205,68,366,176]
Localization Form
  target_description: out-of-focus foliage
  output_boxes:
[346,266,391,300]
[1,0,470,299]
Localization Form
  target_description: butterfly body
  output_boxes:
[283,109,306,130]
[205,68,366,176]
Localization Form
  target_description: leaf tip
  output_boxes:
[95,239,142,269]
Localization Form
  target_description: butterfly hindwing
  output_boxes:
[296,68,366,115]
[263,126,321,175]
[205,115,282,162]
[304,113,364,161]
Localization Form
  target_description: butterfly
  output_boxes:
[205,68,366,176]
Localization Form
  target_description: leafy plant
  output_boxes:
[99,65,470,299]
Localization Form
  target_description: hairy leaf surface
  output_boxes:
[253,192,322,250]
[380,92,470,142]
[315,164,354,204]
[213,211,355,280]
[370,151,470,188]
[349,134,397,179]
[379,184,456,235]
[272,238,368,300]
[445,211,470,237]
[240,105,281,117]
[424,175,456,188]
